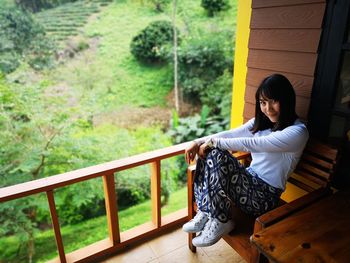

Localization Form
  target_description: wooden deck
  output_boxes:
[102,227,245,263]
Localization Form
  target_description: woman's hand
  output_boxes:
[185,141,199,164]
[198,142,210,159]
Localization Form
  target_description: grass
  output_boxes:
[40,0,176,117]
[0,187,187,263]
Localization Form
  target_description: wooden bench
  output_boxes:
[186,139,339,263]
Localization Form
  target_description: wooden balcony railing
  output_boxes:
[0,141,191,263]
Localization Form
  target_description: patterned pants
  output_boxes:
[194,148,283,222]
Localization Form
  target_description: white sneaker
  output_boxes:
[192,218,235,247]
[182,210,209,233]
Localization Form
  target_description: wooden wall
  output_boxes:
[243,0,326,122]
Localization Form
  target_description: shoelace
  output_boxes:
[192,212,206,225]
[202,217,219,238]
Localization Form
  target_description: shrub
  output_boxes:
[177,36,231,101]
[130,20,177,63]
[26,35,56,70]
[168,106,228,183]
[77,40,89,52]
[0,8,41,54]
[0,7,55,72]
[116,171,151,209]
[201,0,230,17]
[201,70,233,115]
[0,52,20,74]
[149,0,171,12]
[168,106,229,144]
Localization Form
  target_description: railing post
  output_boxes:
[187,165,197,252]
[46,190,67,263]
[102,173,120,245]
[150,160,161,228]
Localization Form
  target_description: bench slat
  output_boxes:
[297,162,331,180]
[292,169,328,187]
[304,140,338,161]
[301,152,334,170]
[287,177,316,192]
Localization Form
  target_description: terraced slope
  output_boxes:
[35,0,112,42]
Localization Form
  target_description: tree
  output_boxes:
[201,0,230,17]
[0,75,74,262]
[177,35,231,101]
[130,20,177,63]
[172,0,180,112]
[0,7,55,73]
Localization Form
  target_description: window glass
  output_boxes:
[329,115,347,138]
[334,52,350,109]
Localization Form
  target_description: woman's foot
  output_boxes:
[182,210,208,233]
[192,218,235,247]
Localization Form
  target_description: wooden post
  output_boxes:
[150,160,161,228]
[46,190,66,263]
[103,173,120,245]
[187,165,197,252]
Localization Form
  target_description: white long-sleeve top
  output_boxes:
[196,118,309,190]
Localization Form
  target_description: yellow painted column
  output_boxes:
[230,0,252,128]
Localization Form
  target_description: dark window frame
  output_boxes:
[308,0,350,139]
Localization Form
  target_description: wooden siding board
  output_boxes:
[247,49,318,76]
[252,0,325,9]
[250,3,326,29]
[246,68,313,98]
[243,103,256,120]
[249,29,321,52]
[243,117,250,123]
[242,0,326,127]
[244,91,309,120]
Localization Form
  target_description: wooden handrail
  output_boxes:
[0,141,191,262]
[0,142,190,202]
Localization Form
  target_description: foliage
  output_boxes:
[169,105,229,182]
[201,69,233,116]
[0,186,186,262]
[0,75,71,262]
[0,51,20,74]
[0,7,41,53]
[177,34,232,103]
[0,7,55,73]
[130,20,178,63]
[201,0,230,17]
[116,170,151,209]
[149,0,171,12]
[26,35,57,70]
[168,105,229,144]
[0,72,178,258]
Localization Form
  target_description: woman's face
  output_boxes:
[259,96,280,123]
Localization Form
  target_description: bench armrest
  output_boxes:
[232,151,251,160]
[254,187,332,232]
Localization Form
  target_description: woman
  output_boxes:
[182,74,309,247]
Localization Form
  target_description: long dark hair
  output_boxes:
[250,74,298,133]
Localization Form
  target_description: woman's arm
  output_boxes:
[185,141,199,164]
[194,118,255,145]
[213,123,309,153]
